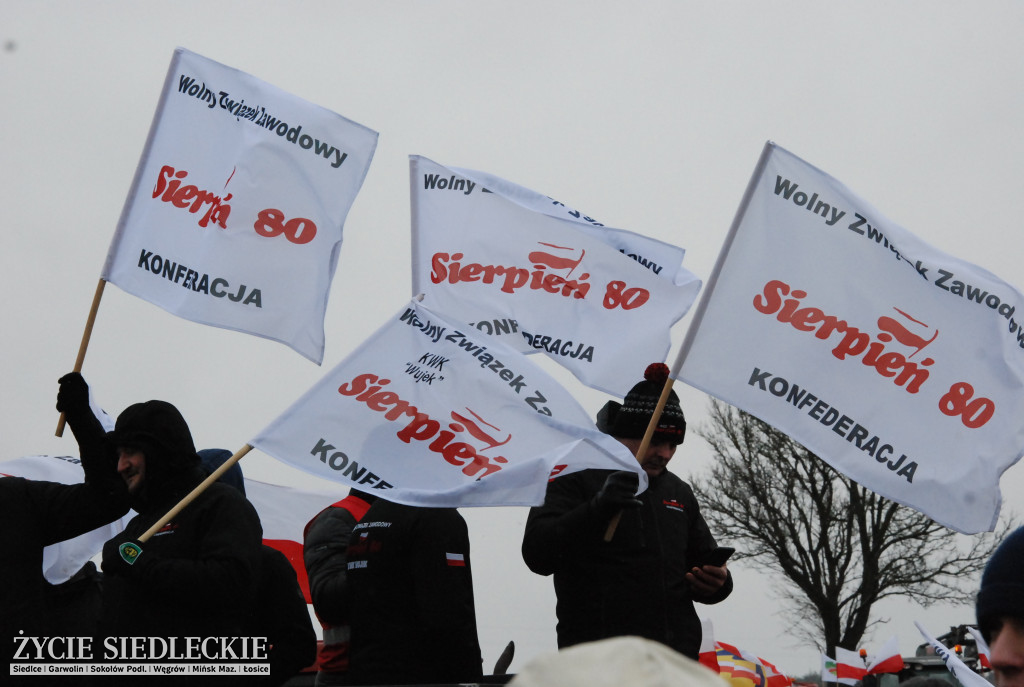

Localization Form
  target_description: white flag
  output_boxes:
[678,142,1024,533]
[410,156,702,396]
[916,622,991,687]
[104,47,378,363]
[251,298,646,507]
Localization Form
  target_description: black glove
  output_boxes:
[592,471,642,517]
[102,535,151,578]
[56,372,91,418]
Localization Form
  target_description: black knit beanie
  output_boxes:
[595,363,686,445]
[977,525,1024,641]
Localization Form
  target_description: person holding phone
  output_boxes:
[521,363,733,660]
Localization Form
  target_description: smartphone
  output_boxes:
[696,546,735,568]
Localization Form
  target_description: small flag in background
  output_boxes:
[866,635,905,675]
[835,647,867,684]
[821,654,839,684]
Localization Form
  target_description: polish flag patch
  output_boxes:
[446,552,466,567]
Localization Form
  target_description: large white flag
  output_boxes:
[677,142,1024,533]
[410,155,702,396]
[103,47,378,363]
[251,298,645,507]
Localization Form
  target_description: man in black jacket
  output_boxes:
[303,489,376,686]
[346,498,482,685]
[96,399,263,676]
[1,374,128,679]
[522,363,732,660]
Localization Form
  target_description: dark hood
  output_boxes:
[107,400,200,510]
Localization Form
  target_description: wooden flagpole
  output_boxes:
[138,444,253,543]
[56,278,107,436]
[601,142,776,542]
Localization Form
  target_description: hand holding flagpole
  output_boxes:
[603,373,676,542]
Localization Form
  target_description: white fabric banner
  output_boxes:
[251,298,646,507]
[103,47,378,363]
[410,155,702,397]
[677,142,1024,533]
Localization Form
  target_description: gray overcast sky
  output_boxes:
[3,1,1023,676]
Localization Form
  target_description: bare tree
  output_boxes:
[692,399,1010,654]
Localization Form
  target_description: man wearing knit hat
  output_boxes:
[95,399,263,677]
[522,363,733,660]
[977,526,1024,687]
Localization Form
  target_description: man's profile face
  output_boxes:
[990,616,1024,687]
[117,448,146,494]
[617,437,677,479]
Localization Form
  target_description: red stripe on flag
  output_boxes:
[866,655,904,675]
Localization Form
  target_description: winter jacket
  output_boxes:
[522,468,733,659]
[98,467,263,641]
[1,474,127,670]
[1,396,127,672]
[346,500,482,685]
[303,492,375,680]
